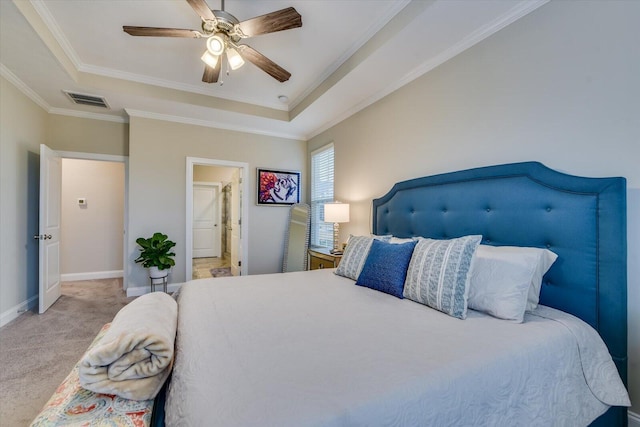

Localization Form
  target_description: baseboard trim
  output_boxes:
[61,270,123,282]
[126,282,182,297]
[0,295,38,328]
[629,410,640,427]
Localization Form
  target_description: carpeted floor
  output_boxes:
[0,278,134,426]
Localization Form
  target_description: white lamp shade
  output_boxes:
[226,48,245,70]
[324,203,350,223]
[201,50,219,68]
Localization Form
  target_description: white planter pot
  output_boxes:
[148,266,169,279]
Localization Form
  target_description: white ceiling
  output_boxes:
[0,0,547,140]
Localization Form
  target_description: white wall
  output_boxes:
[127,116,306,289]
[0,76,47,322]
[60,158,124,279]
[308,0,640,413]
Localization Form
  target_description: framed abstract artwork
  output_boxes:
[257,168,301,206]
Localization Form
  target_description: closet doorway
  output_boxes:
[186,158,249,280]
[58,151,128,287]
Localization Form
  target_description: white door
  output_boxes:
[38,144,62,313]
[192,183,221,258]
[230,169,241,276]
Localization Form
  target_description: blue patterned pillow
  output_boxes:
[334,235,375,280]
[403,235,482,319]
[355,239,417,298]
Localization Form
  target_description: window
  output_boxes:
[311,143,334,247]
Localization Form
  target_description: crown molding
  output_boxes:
[2,63,128,124]
[290,0,411,111]
[30,0,83,69]
[306,0,549,140]
[80,64,289,112]
[1,63,50,111]
[29,0,287,112]
[125,109,303,141]
[48,108,127,123]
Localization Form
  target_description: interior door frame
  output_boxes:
[186,157,249,280]
[57,151,129,289]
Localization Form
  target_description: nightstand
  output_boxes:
[308,247,342,270]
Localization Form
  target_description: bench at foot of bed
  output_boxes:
[30,323,155,427]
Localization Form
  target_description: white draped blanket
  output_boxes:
[166,269,629,426]
[79,291,177,400]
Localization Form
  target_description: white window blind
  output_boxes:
[311,143,334,247]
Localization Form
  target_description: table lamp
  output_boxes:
[324,202,350,254]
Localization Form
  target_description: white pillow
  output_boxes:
[467,245,558,322]
[389,236,414,244]
[522,247,558,311]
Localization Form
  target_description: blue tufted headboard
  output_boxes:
[372,162,627,426]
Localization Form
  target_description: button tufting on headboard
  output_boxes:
[371,162,627,415]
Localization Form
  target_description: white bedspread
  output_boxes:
[165,269,629,426]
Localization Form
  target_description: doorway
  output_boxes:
[37,147,128,314]
[60,158,125,283]
[186,157,249,280]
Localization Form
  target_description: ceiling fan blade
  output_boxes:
[123,26,199,38]
[240,45,291,82]
[202,60,221,83]
[238,7,302,37]
[186,0,216,21]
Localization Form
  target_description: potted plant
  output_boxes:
[134,232,176,281]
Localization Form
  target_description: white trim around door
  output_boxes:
[186,157,249,280]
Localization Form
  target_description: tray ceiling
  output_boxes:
[0,0,548,140]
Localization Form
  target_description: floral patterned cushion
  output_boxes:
[30,323,154,426]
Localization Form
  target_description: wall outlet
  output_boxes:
[78,198,87,206]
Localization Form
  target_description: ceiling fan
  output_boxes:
[123,0,302,84]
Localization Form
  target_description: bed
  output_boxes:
[160,162,630,426]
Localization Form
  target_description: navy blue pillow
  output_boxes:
[355,239,417,298]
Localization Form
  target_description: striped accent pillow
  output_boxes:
[403,235,482,319]
[334,236,375,280]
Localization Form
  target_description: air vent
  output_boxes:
[63,91,110,109]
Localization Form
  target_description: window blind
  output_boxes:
[311,144,334,247]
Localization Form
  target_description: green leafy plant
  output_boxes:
[134,232,176,270]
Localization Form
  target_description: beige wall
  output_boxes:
[47,114,128,156]
[309,0,640,412]
[128,116,306,289]
[0,76,48,318]
[193,164,235,183]
[60,159,125,276]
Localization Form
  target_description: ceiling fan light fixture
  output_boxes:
[206,34,225,56]
[226,47,245,70]
[201,50,219,68]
